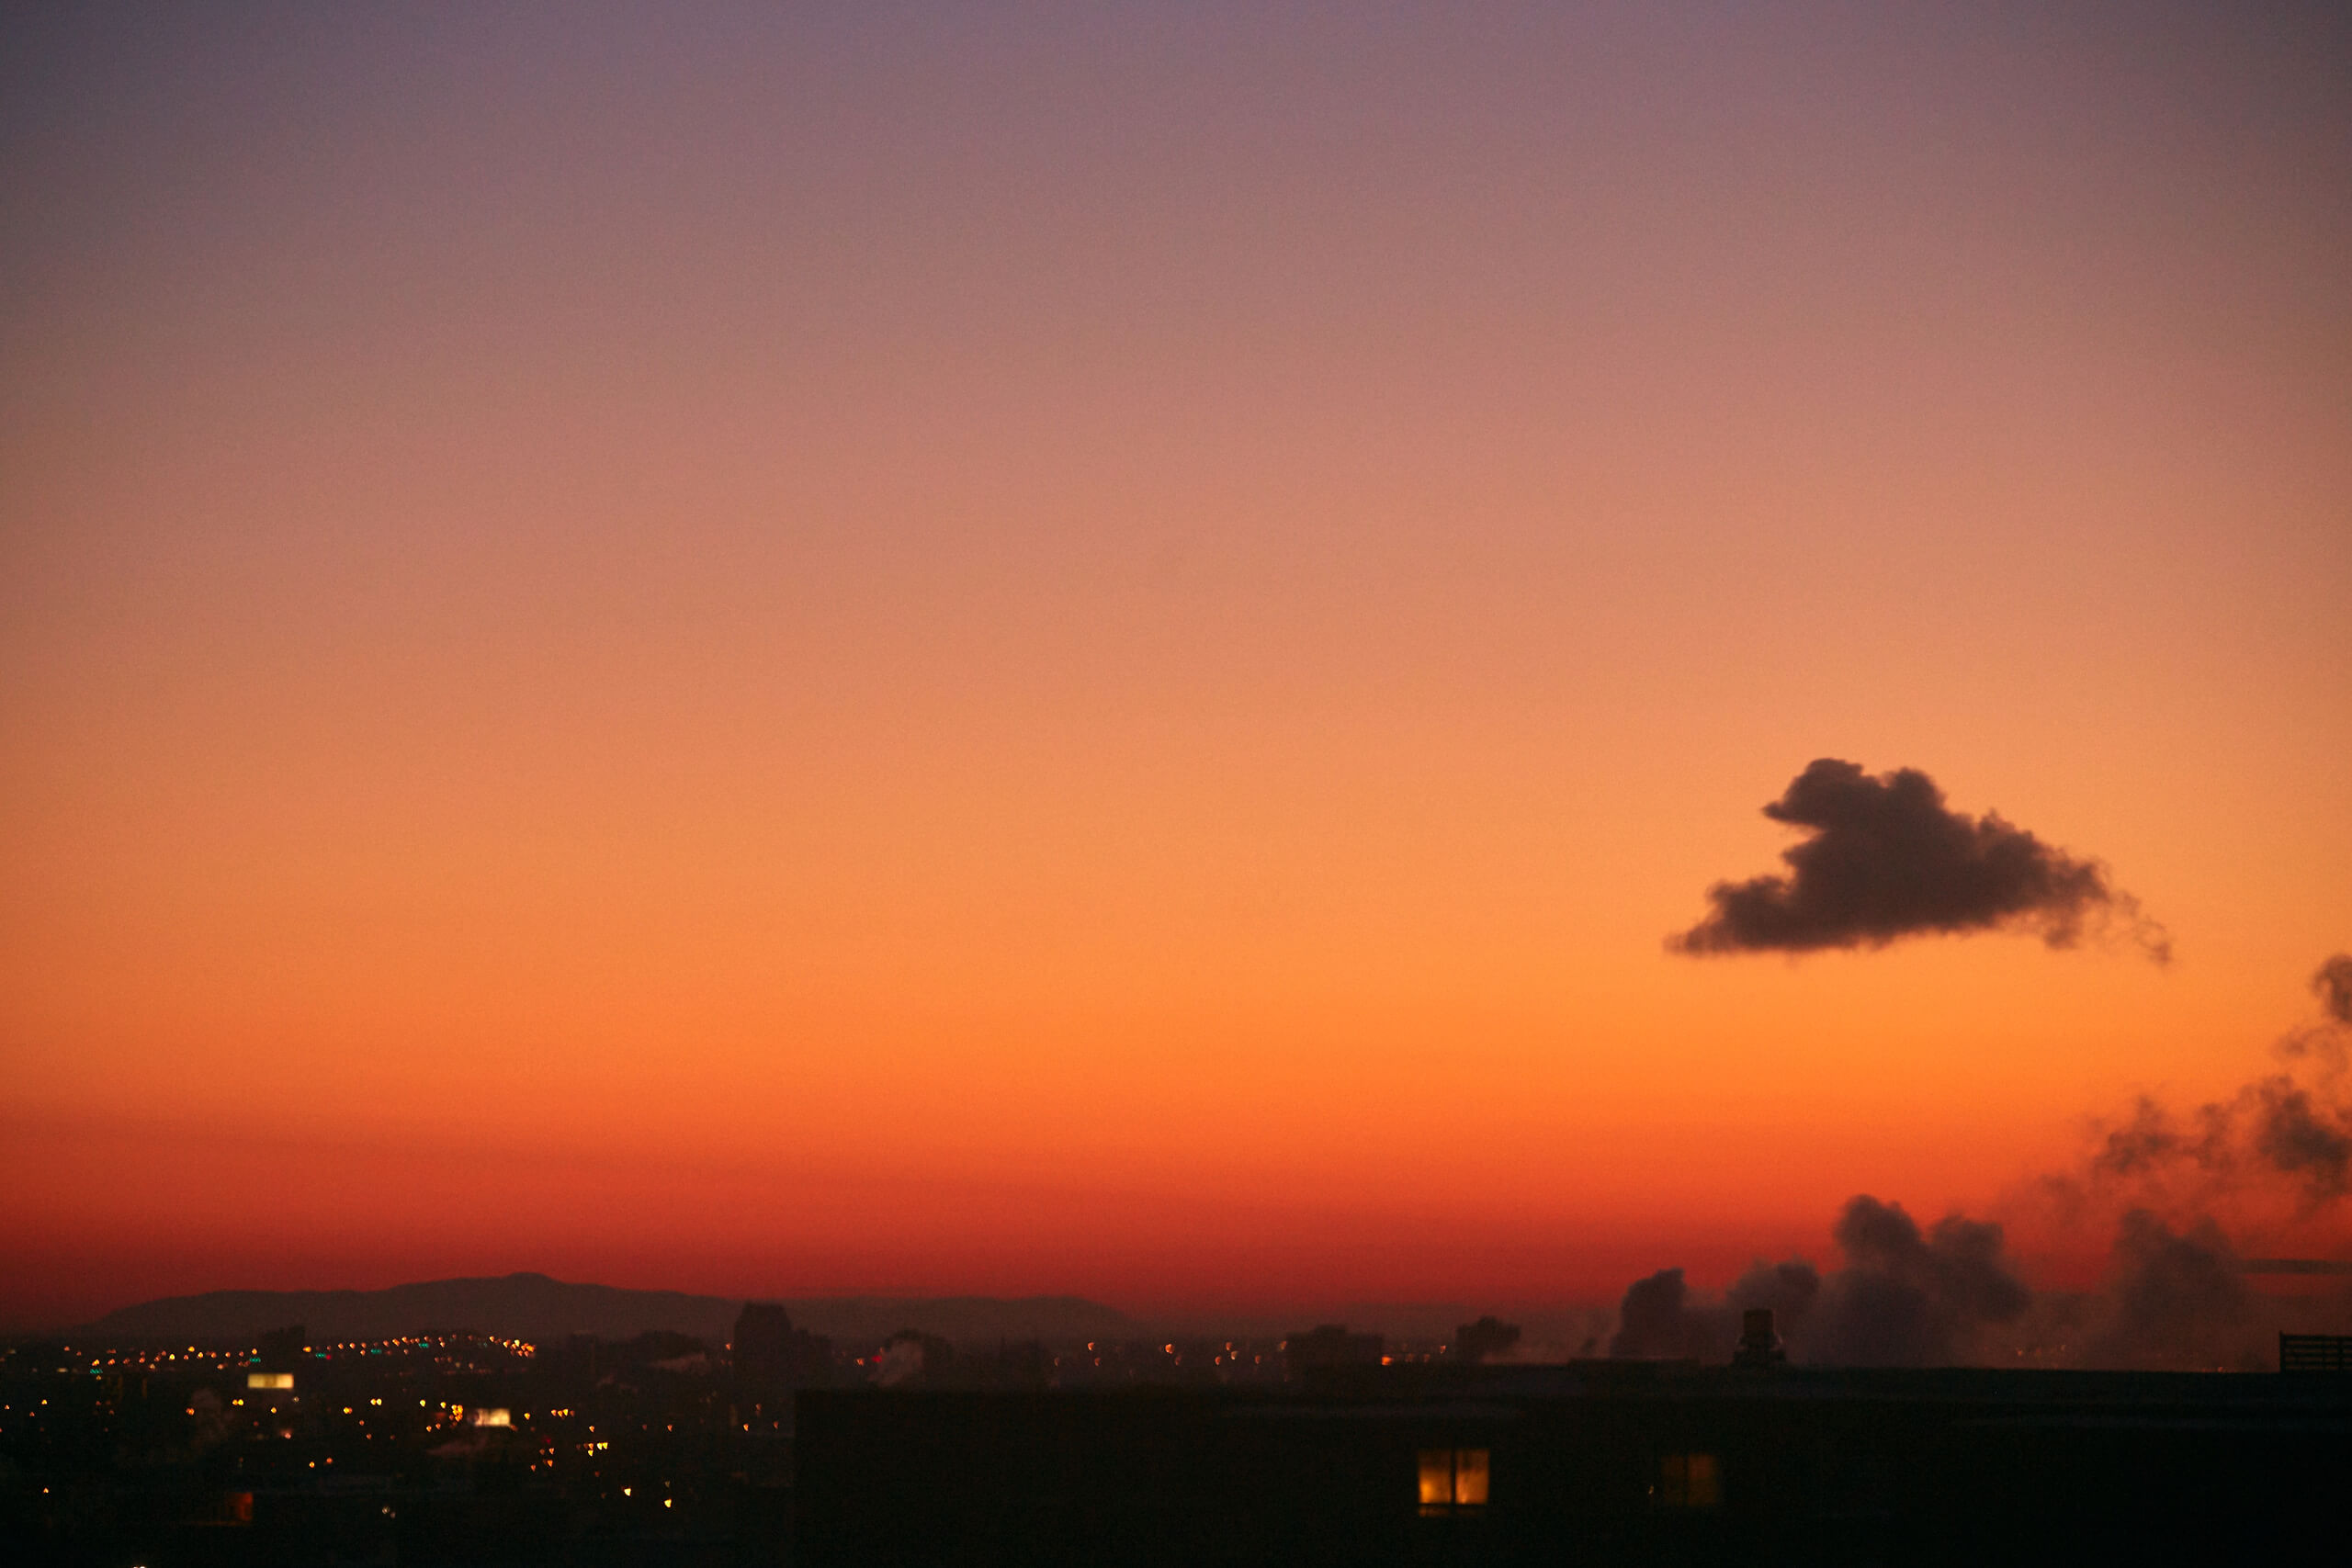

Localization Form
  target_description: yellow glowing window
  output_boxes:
[1417,1448,1490,1512]
[246,1372,294,1391]
[1656,1452,1720,1508]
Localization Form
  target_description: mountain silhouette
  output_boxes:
[77,1272,1134,1348]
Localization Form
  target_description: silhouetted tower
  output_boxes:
[1453,1315,1522,1364]
[257,1325,308,1372]
[1285,1325,1384,1376]
[1733,1308,1786,1368]
[735,1302,795,1389]
[734,1300,834,1409]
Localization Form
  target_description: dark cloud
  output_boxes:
[1669,759,2167,962]
[2313,953,2352,1027]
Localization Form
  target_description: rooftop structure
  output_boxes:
[2278,1331,2352,1373]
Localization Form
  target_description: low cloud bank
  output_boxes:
[1669,759,2167,962]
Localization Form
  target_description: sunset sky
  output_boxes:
[4,3,2348,1329]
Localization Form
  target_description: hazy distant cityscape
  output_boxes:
[0,1277,1539,1564]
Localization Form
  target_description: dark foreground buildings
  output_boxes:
[10,1325,2352,1563]
[797,1351,2352,1566]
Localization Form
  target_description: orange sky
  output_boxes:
[4,4,2349,1328]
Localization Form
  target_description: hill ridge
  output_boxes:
[74,1272,1135,1348]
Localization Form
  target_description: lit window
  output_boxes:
[1417,1448,1490,1514]
[1418,1450,1448,1507]
[1655,1452,1720,1508]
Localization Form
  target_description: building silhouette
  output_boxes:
[796,1357,2352,1565]
[732,1301,833,1408]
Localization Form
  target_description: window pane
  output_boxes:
[1418,1449,1453,1506]
[1453,1448,1489,1506]
[1687,1452,1720,1507]
[1657,1452,1687,1506]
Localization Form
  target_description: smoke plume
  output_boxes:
[2312,953,2352,1029]
[1812,1197,2033,1364]
[2075,1211,2266,1371]
[1619,954,2352,1371]
[1608,1269,1713,1359]
[1669,759,2168,962]
[1611,1197,2027,1368]
[2088,954,2352,1214]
